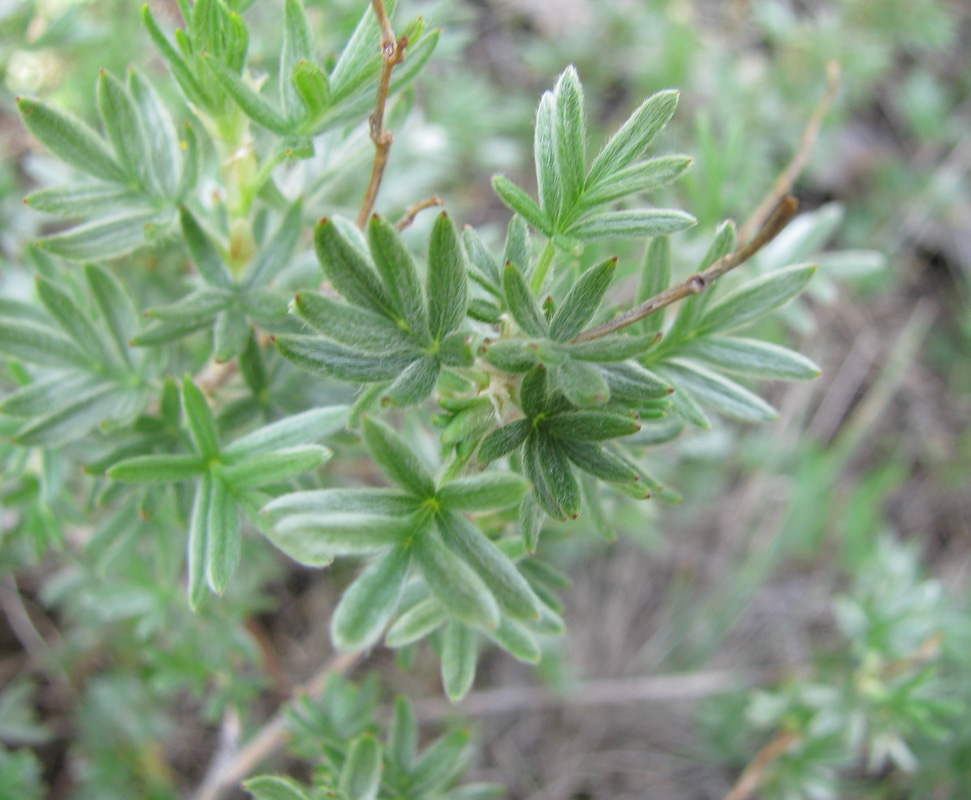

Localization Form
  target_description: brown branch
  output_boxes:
[192,650,362,800]
[396,195,444,231]
[355,0,408,229]
[572,196,799,343]
[738,60,841,242]
[723,730,801,800]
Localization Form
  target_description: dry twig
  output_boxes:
[356,0,408,228]
[396,195,444,230]
[723,730,801,800]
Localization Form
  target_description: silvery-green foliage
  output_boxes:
[1,1,829,796]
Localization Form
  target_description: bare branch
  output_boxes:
[356,0,408,229]
[723,730,801,800]
[572,196,799,343]
[396,195,444,231]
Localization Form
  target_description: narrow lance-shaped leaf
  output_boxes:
[242,775,310,800]
[181,376,220,456]
[361,416,435,498]
[679,337,820,381]
[549,257,617,341]
[128,67,181,199]
[213,307,248,362]
[97,70,151,188]
[437,473,529,511]
[141,5,213,110]
[385,597,448,648]
[367,214,428,339]
[382,356,439,408]
[0,319,88,368]
[637,236,671,337]
[660,359,778,423]
[267,513,410,565]
[534,91,560,223]
[34,277,113,366]
[84,263,136,366]
[338,733,382,800]
[38,211,157,260]
[697,263,817,334]
[224,405,347,458]
[206,475,241,594]
[536,435,581,519]
[188,474,212,611]
[426,212,468,340]
[552,65,586,215]
[201,53,291,134]
[274,335,417,382]
[492,176,551,236]
[503,261,548,337]
[291,292,416,353]
[16,96,126,183]
[442,621,478,702]
[180,208,234,287]
[556,359,610,407]
[476,419,530,467]
[332,545,411,651]
[107,454,207,482]
[280,0,313,119]
[313,218,396,317]
[221,445,329,488]
[585,89,679,189]
[579,154,692,208]
[565,209,696,241]
[544,409,641,441]
[413,531,500,631]
[389,697,418,771]
[244,198,303,287]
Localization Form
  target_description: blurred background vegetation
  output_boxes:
[0,0,969,798]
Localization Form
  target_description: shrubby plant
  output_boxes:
[0,1,906,798]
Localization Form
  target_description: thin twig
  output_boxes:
[412,669,770,723]
[192,650,362,800]
[737,60,841,242]
[723,730,801,800]
[396,195,444,231]
[355,0,408,229]
[572,196,799,343]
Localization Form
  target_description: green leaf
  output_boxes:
[503,261,548,337]
[549,257,617,341]
[213,307,249,362]
[181,376,220,456]
[438,330,476,368]
[84,264,137,366]
[552,65,586,214]
[314,217,396,317]
[491,176,551,235]
[438,511,542,621]
[339,733,382,800]
[188,474,212,611]
[221,445,329,488]
[263,488,418,520]
[141,4,212,110]
[637,237,671,337]
[580,154,691,208]
[367,214,428,339]
[558,439,640,484]
[544,409,641,441]
[107,453,207,482]
[243,775,310,800]
[16,96,126,183]
[13,385,141,447]
[520,364,548,418]
[660,359,777,422]
[202,53,291,134]
[280,0,313,120]
[413,530,500,631]
[522,432,563,520]
[146,289,229,326]
[519,494,543,554]
[0,320,88,368]
[224,406,347,458]
[382,356,439,407]
[361,416,435,498]
[180,208,234,288]
[503,216,531,278]
[389,696,418,771]
[130,317,211,346]
[488,618,541,664]
[480,338,540,374]
[586,89,679,188]
[175,121,201,201]
[206,476,240,594]
[385,597,447,648]
[268,513,410,565]
[535,435,580,519]
[565,209,696,241]
[332,545,410,651]
[462,226,501,290]
[0,372,100,418]
[476,419,530,467]
[426,211,468,340]
[37,211,157,260]
[291,292,416,353]
[556,359,610,407]
[410,729,470,795]
[598,361,672,403]
[96,70,150,187]
[534,91,561,223]
[441,621,478,702]
[437,473,529,511]
[244,198,303,287]
[24,183,143,216]
[274,335,416,382]
[679,337,820,380]
[697,263,817,334]
[660,371,710,429]
[290,61,330,119]
[564,333,659,362]
[128,67,181,199]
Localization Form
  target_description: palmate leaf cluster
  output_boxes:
[0,0,840,795]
